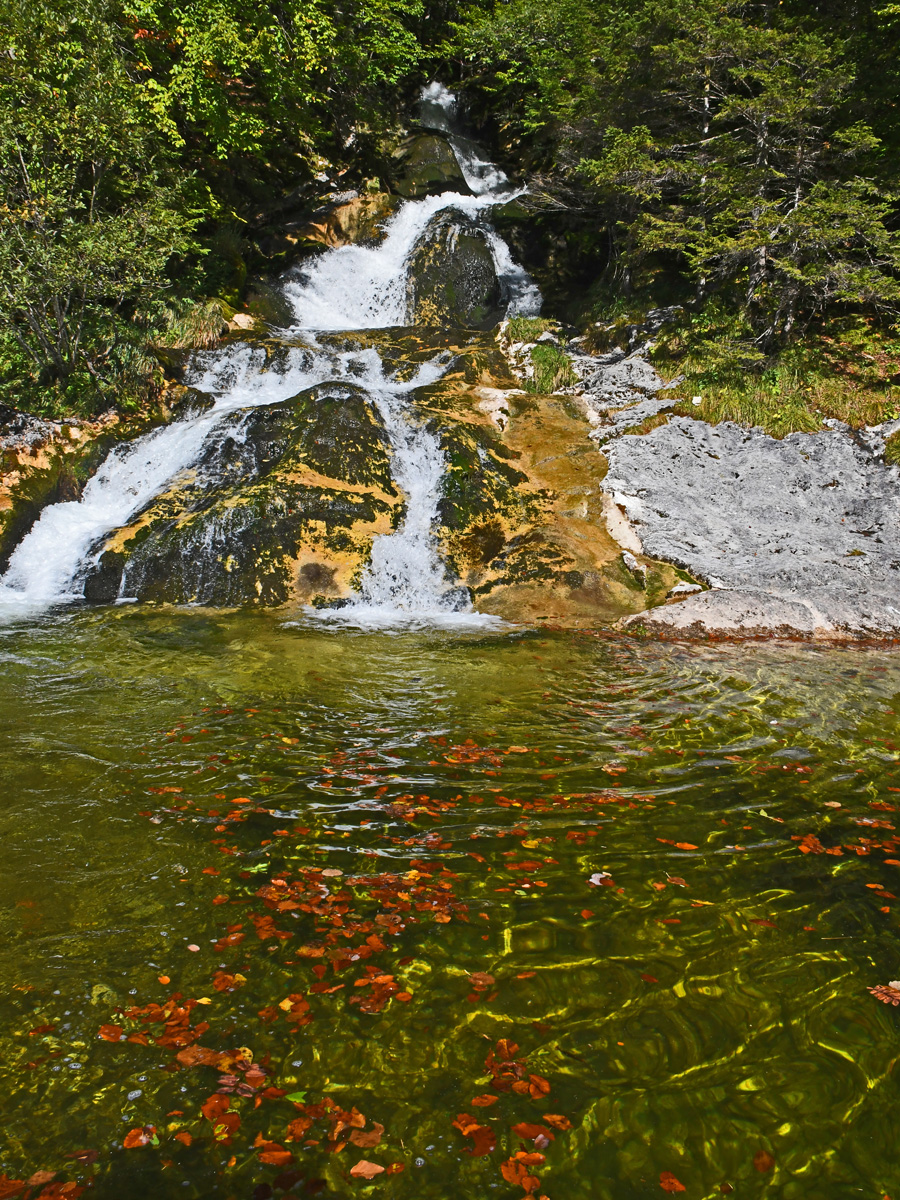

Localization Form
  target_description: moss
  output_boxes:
[885,432,900,467]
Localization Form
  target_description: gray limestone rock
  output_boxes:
[606,417,900,637]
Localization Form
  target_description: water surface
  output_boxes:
[1,611,898,1198]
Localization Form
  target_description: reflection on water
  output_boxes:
[0,609,898,1198]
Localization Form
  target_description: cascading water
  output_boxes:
[0,84,540,624]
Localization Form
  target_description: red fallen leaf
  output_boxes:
[471,1095,498,1107]
[201,1094,230,1122]
[675,843,698,851]
[27,1174,56,1188]
[453,1114,496,1156]
[213,1112,241,1142]
[349,1161,385,1179]
[349,1122,384,1149]
[123,1127,155,1149]
[28,1025,56,1037]
[201,868,220,875]
[753,1150,775,1173]
[32,1185,83,1199]
[64,1152,98,1166]
[286,1116,313,1141]
[98,1024,124,1042]
[870,983,900,1005]
[641,973,659,983]
[798,834,825,855]
[750,919,777,928]
[175,1045,225,1069]
[174,1132,193,1147]
[212,895,229,906]
[517,971,536,980]
[258,1148,293,1167]
[0,1180,24,1200]
[660,1171,686,1192]
[542,1114,572,1131]
[512,1123,554,1144]
[470,972,495,988]
[395,992,413,1002]
[527,1074,551,1098]
[580,909,594,919]
[385,1163,405,1175]
[500,1154,543,1194]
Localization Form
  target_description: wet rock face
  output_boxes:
[82,384,399,607]
[390,134,470,199]
[407,213,502,329]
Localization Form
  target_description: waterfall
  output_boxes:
[0,85,540,624]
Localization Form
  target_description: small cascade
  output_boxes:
[0,83,540,625]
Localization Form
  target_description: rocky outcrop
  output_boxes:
[71,332,675,623]
[389,134,470,199]
[0,401,179,573]
[82,381,399,607]
[609,416,900,639]
[407,213,502,329]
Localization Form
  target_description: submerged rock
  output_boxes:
[407,213,502,329]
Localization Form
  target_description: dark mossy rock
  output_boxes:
[390,134,470,199]
[407,213,502,330]
[82,382,400,607]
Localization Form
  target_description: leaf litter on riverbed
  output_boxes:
[14,680,900,1198]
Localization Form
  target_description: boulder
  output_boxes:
[389,134,469,199]
[81,382,400,608]
[407,212,502,329]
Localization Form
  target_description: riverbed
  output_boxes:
[1,608,898,1198]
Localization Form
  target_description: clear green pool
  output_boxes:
[1,608,899,1199]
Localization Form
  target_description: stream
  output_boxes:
[0,88,899,1200]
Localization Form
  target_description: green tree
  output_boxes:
[0,0,196,412]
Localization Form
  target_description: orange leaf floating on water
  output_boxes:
[98,1024,124,1042]
[174,1132,192,1147]
[675,843,698,851]
[200,1094,230,1122]
[753,1150,775,1173]
[385,1163,405,1175]
[471,1095,498,1108]
[660,1171,686,1193]
[123,1127,155,1149]
[175,1044,226,1069]
[0,1179,24,1200]
[641,973,658,983]
[350,1160,385,1180]
[157,974,171,985]
[470,972,496,989]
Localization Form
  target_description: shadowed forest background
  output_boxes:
[3,0,900,434]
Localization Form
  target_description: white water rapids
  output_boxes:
[0,85,540,625]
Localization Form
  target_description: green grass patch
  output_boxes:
[506,316,557,342]
[885,433,900,467]
[653,306,900,437]
[526,343,577,394]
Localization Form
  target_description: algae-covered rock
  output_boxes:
[390,134,469,199]
[407,213,502,330]
[82,383,400,607]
